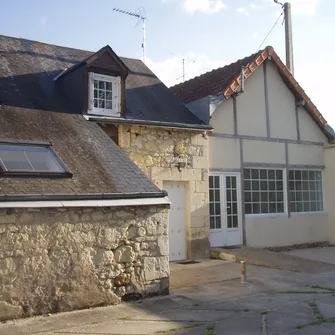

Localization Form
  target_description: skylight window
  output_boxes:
[0,144,71,177]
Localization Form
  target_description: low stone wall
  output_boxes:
[0,205,169,321]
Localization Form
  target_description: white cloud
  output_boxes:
[163,0,226,14]
[237,7,250,17]
[252,32,259,38]
[250,3,257,9]
[146,53,227,87]
[262,0,322,16]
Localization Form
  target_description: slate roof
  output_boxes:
[0,35,204,126]
[171,46,332,139]
[0,36,164,198]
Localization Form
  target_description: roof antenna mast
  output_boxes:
[113,6,147,63]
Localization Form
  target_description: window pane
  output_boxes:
[227,216,232,229]
[232,190,237,202]
[209,190,214,202]
[99,90,105,100]
[260,181,268,191]
[210,203,214,215]
[0,150,32,170]
[106,100,113,109]
[94,90,98,98]
[277,202,284,213]
[252,203,260,214]
[251,169,259,179]
[260,169,267,179]
[210,217,215,229]
[94,80,98,88]
[0,145,66,173]
[302,171,309,180]
[252,180,259,190]
[261,192,268,202]
[215,190,220,201]
[232,215,238,228]
[252,192,260,202]
[98,100,105,108]
[276,170,283,179]
[244,169,250,179]
[98,81,105,89]
[244,180,251,191]
[261,203,268,214]
[276,181,283,190]
[309,171,315,180]
[245,203,252,214]
[232,176,236,188]
[94,99,98,108]
[106,82,113,91]
[26,150,63,171]
[226,176,231,188]
[209,176,214,188]
[215,204,221,215]
[294,170,301,179]
[268,170,275,179]
[269,203,276,213]
[245,192,251,202]
[214,176,220,188]
[106,91,113,100]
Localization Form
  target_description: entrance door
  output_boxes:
[164,181,186,261]
[209,173,242,247]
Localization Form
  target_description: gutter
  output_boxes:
[0,191,167,202]
[0,196,171,208]
[84,115,213,131]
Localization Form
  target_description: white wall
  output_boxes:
[298,106,327,143]
[236,64,267,137]
[209,137,240,169]
[267,61,297,140]
[243,140,286,164]
[210,97,234,134]
[288,143,324,165]
[246,214,328,247]
[324,147,335,244]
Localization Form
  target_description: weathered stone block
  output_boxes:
[0,302,23,321]
[157,235,168,256]
[114,246,135,263]
[143,257,169,281]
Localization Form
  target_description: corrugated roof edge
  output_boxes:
[0,191,168,202]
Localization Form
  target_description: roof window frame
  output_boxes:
[0,143,72,178]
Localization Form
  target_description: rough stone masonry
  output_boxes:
[0,205,169,321]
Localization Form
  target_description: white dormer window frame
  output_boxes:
[88,72,121,117]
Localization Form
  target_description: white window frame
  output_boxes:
[244,167,288,218]
[88,72,121,117]
[288,169,325,215]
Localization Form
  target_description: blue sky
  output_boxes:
[1,0,335,126]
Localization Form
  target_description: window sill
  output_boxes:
[290,211,326,216]
[245,213,287,219]
[88,109,120,118]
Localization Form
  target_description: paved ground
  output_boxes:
[2,256,335,335]
[285,247,335,265]
[211,246,335,273]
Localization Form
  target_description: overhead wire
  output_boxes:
[256,10,284,52]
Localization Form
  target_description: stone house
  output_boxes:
[4,36,212,262]
[0,36,172,320]
[172,46,334,249]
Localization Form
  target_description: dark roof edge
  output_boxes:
[86,116,213,131]
[0,191,168,202]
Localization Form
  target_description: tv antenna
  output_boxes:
[169,52,196,82]
[113,6,147,63]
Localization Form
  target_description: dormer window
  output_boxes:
[88,73,121,117]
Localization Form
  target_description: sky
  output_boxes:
[1,0,335,126]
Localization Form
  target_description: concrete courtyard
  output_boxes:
[1,248,335,335]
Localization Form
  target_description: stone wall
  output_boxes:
[117,125,210,259]
[0,205,169,321]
